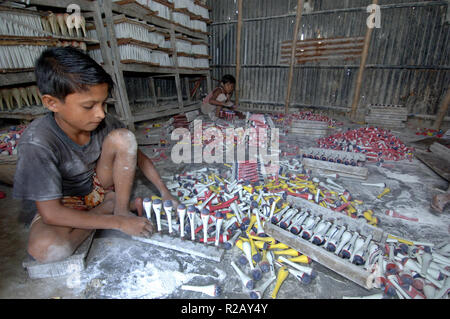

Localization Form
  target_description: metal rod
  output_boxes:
[210,1,448,25]
[285,0,304,114]
[411,113,450,121]
[211,64,450,70]
[235,0,243,105]
[240,100,350,112]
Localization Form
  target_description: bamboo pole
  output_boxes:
[434,87,450,130]
[284,0,304,114]
[350,0,379,120]
[235,0,243,105]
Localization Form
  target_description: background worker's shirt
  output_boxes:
[13,112,125,202]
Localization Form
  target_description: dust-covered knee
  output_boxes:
[106,128,138,156]
[28,235,73,263]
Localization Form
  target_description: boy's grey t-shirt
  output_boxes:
[13,112,125,201]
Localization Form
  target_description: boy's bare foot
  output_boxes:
[134,197,143,217]
[92,191,115,215]
[431,193,449,213]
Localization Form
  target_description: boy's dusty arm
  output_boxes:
[137,149,179,207]
[208,88,224,106]
[36,199,154,237]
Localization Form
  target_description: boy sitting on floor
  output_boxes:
[201,74,245,120]
[13,47,178,263]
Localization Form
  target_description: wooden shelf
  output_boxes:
[0,106,48,121]
[132,101,201,123]
[110,1,208,41]
[194,0,211,11]
[172,7,212,24]
[27,0,94,11]
[116,38,172,54]
[174,34,208,46]
[176,52,210,59]
[121,62,210,75]
[0,0,212,125]
[0,70,36,86]
[0,35,99,46]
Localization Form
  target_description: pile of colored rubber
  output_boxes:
[270,111,343,128]
[373,235,449,299]
[0,125,27,156]
[169,168,316,298]
[292,111,343,127]
[317,127,414,162]
[415,128,444,138]
[261,173,378,226]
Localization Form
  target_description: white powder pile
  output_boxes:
[75,238,227,299]
[377,167,422,184]
[107,262,197,299]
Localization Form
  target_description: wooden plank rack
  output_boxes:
[300,147,368,180]
[264,195,386,290]
[365,104,408,128]
[300,147,366,164]
[288,119,330,137]
[415,142,450,181]
[132,232,225,262]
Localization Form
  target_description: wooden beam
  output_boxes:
[235,0,243,105]
[284,0,304,114]
[100,0,135,130]
[149,78,158,107]
[264,223,376,290]
[169,23,184,113]
[434,87,450,130]
[350,0,379,120]
[184,77,191,102]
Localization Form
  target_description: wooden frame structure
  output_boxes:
[0,0,213,130]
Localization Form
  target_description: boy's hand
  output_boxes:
[117,214,155,238]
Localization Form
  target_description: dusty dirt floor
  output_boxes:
[0,113,449,299]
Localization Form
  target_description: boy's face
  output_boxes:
[42,83,109,133]
[223,82,234,94]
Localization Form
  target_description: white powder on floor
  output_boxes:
[378,167,422,184]
[109,262,197,299]
[75,239,227,299]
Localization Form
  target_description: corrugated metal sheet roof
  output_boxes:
[208,0,449,115]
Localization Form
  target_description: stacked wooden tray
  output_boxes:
[365,104,408,128]
[300,147,368,180]
[289,119,330,138]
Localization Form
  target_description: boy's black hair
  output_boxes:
[35,47,114,101]
[221,74,236,85]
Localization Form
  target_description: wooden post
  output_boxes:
[434,87,450,130]
[149,78,157,107]
[100,0,135,130]
[184,77,191,102]
[350,0,379,120]
[206,71,212,94]
[169,24,184,113]
[235,0,243,105]
[284,0,304,114]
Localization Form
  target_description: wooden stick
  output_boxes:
[350,0,379,120]
[235,0,243,105]
[264,223,375,290]
[284,0,304,114]
[434,86,450,130]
